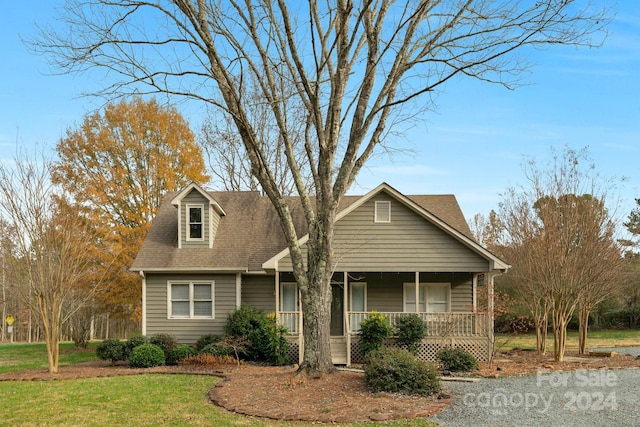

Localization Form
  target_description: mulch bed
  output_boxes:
[2,350,639,423]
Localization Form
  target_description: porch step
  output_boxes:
[330,337,347,365]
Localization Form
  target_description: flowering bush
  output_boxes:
[358,311,392,357]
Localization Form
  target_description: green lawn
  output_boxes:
[0,342,436,426]
[0,341,98,374]
[495,329,640,352]
[4,331,636,426]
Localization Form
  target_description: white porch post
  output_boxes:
[275,269,280,324]
[298,286,303,364]
[415,272,420,313]
[344,271,350,366]
[487,272,495,361]
[472,274,477,312]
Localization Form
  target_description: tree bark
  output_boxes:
[578,305,591,355]
[535,312,548,355]
[296,208,338,374]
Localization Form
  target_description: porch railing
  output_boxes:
[280,311,299,334]
[348,312,489,337]
[279,311,488,337]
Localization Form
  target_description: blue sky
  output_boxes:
[1,1,639,225]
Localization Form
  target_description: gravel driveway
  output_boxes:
[432,350,640,427]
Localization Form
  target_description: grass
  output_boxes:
[0,342,437,427]
[0,341,98,374]
[495,329,640,352]
[0,375,437,426]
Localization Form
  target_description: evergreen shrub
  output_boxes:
[148,333,177,360]
[358,311,392,357]
[437,347,479,372]
[195,334,222,352]
[125,334,148,359]
[394,314,426,354]
[225,305,289,365]
[96,339,126,365]
[167,344,196,365]
[364,347,440,396]
[129,343,166,368]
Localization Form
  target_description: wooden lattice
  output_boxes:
[287,337,489,365]
[287,342,300,364]
[350,337,489,364]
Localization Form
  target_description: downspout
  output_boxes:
[414,271,420,314]
[235,273,242,309]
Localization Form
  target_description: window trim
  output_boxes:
[167,281,215,319]
[186,204,205,241]
[374,201,391,223]
[402,282,451,313]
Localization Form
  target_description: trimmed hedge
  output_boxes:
[394,314,426,354]
[364,347,440,396]
[437,347,479,372]
[125,335,148,359]
[96,339,126,365]
[167,344,196,365]
[129,343,166,368]
[148,334,177,360]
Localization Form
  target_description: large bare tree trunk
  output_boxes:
[296,206,337,373]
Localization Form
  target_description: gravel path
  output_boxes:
[432,357,640,427]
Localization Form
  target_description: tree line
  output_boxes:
[472,147,638,362]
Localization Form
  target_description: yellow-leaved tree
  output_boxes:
[52,97,209,334]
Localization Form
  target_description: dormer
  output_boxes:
[171,182,226,249]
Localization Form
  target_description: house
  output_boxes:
[131,182,509,364]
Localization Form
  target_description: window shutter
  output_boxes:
[375,201,391,223]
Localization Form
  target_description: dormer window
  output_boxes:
[374,201,391,223]
[187,205,204,240]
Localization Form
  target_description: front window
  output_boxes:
[187,205,204,240]
[349,282,367,332]
[350,282,367,312]
[168,281,214,318]
[403,283,426,313]
[280,282,298,333]
[403,283,450,312]
[427,283,450,313]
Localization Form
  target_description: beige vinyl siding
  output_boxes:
[450,276,473,312]
[145,273,237,343]
[278,192,489,272]
[241,275,276,312]
[362,273,410,312]
[349,272,473,313]
[181,189,222,248]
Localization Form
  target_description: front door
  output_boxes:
[330,284,344,336]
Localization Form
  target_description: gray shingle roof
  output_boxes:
[131,187,473,272]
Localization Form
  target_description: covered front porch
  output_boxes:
[274,271,496,365]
